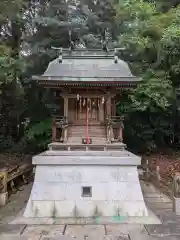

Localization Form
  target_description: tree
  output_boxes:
[115,0,180,152]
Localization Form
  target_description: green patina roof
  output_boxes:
[33,49,140,83]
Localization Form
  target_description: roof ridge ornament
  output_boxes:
[58,48,63,63]
[51,46,63,63]
[101,40,108,52]
[114,48,118,64]
[68,30,75,52]
[101,28,108,52]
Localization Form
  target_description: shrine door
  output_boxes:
[76,98,99,123]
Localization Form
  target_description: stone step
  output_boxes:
[68,127,105,131]
[68,126,106,139]
[69,127,105,129]
[69,130,105,132]
[68,135,106,138]
[69,128,105,130]
[68,138,106,141]
[68,130,105,134]
[68,129,106,132]
[68,140,106,142]
[68,133,105,136]
[68,136,106,141]
[67,141,107,143]
[68,134,106,137]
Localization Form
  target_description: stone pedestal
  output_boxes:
[173,197,180,215]
[24,150,148,218]
[0,192,8,206]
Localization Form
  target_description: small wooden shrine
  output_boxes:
[23,48,150,221]
[33,48,140,150]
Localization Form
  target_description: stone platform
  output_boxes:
[48,142,126,151]
[23,150,149,220]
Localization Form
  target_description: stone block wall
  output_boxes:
[24,165,148,218]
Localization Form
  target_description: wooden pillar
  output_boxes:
[99,97,104,122]
[106,95,111,119]
[64,95,69,118]
[112,99,116,116]
[52,117,56,142]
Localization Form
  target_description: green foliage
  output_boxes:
[0,45,25,85]
[25,118,52,151]
[0,135,15,152]
[130,71,174,112]
[115,0,180,152]
[27,119,52,140]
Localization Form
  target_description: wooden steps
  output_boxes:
[67,125,106,144]
[49,124,126,151]
[67,137,107,144]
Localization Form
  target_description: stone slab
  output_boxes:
[104,236,129,240]
[145,223,180,236]
[41,237,83,240]
[129,230,179,240]
[48,143,126,150]
[65,225,105,238]
[105,224,144,235]
[24,200,148,218]
[154,211,180,224]
[0,192,8,206]
[144,194,171,201]
[129,228,159,240]
[30,183,144,201]
[41,236,129,240]
[22,225,65,238]
[173,197,180,215]
[40,150,134,157]
[145,197,172,204]
[34,165,139,183]
[0,237,28,240]
[145,201,172,210]
[11,208,160,225]
[23,164,148,218]
[32,150,141,166]
[0,224,26,235]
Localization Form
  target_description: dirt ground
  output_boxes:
[143,152,180,185]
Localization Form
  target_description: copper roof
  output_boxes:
[33,49,140,83]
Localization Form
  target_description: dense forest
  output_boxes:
[0,0,180,154]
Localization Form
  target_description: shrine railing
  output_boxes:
[105,116,124,143]
[52,115,68,142]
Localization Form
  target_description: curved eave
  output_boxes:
[34,81,140,89]
[32,75,141,85]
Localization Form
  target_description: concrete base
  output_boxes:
[12,208,160,225]
[173,197,180,215]
[48,142,127,151]
[0,192,8,206]
[23,150,148,219]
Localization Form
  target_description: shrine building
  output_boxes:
[22,48,151,221]
[33,48,140,150]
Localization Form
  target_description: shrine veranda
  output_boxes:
[23,48,149,220]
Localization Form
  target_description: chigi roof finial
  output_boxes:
[58,47,63,63]
[68,29,75,51]
[51,46,63,63]
[114,48,118,63]
[101,28,108,52]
